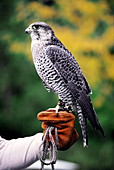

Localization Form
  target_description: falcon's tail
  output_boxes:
[76,103,88,147]
[77,90,105,137]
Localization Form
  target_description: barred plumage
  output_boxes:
[25,22,104,146]
[77,102,88,147]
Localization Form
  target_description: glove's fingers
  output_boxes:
[38,111,75,124]
[41,120,75,129]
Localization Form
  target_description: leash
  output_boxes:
[38,126,59,170]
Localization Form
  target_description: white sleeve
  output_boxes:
[0,133,43,170]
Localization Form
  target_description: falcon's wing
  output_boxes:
[46,46,91,94]
[46,45,104,137]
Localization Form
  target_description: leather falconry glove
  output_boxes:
[37,109,79,151]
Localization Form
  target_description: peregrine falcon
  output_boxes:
[25,22,104,147]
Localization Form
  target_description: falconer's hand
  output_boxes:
[37,109,79,151]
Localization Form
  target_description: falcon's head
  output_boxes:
[25,22,54,41]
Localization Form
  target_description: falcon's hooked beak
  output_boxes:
[25,27,32,34]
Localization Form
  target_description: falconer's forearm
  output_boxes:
[0,133,43,170]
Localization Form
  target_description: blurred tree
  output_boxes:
[38,0,55,6]
[106,0,114,14]
[27,0,55,6]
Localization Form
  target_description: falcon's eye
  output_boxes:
[32,25,40,30]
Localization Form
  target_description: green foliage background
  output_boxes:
[0,0,114,169]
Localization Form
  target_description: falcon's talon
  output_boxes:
[48,105,61,115]
[55,104,61,115]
